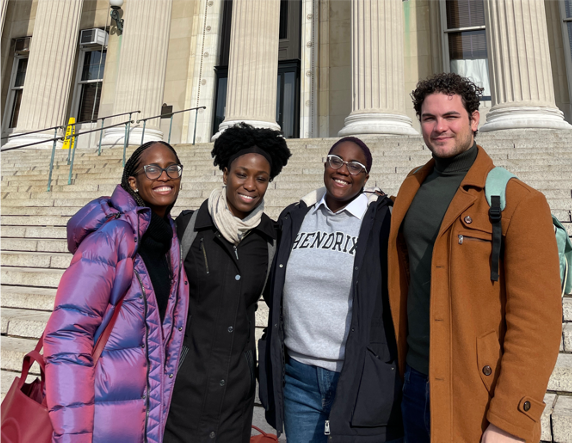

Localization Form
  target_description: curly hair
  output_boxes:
[121,140,181,207]
[411,73,484,128]
[211,122,291,180]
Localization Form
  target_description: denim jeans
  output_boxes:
[401,364,431,443]
[283,357,340,443]
[284,357,404,443]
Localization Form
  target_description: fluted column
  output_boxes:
[102,0,172,146]
[3,0,83,149]
[338,0,417,136]
[213,0,281,138]
[1,0,9,36]
[481,0,571,131]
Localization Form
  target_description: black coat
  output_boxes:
[164,200,277,443]
[258,195,403,442]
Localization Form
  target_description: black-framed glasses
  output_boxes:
[136,164,183,180]
[326,155,367,175]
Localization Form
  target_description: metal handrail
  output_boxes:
[64,110,141,156]
[136,106,206,146]
[1,124,64,140]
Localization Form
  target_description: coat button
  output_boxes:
[228,326,234,333]
[219,379,225,386]
[482,365,492,376]
[464,215,473,224]
[209,431,216,439]
[184,281,188,285]
[235,275,241,280]
[279,264,283,268]
[523,401,531,411]
[178,326,183,331]
[169,374,173,378]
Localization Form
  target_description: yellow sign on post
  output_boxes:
[62,117,76,150]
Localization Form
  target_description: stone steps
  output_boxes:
[1,266,65,288]
[2,286,57,311]
[1,251,71,269]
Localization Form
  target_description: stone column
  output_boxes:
[213,0,281,138]
[480,0,571,131]
[1,0,9,36]
[338,0,417,136]
[3,0,84,149]
[102,0,172,146]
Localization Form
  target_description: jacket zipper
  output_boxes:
[233,245,239,260]
[458,234,489,245]
[135,270,151,443]
[324,420,331,435]
[201,238,210,274]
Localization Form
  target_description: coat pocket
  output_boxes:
[476,330,501,394]
[351,344,402,428]
[257,338,269,410]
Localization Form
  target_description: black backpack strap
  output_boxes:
[489,195,502,281]
[180,210,199,262]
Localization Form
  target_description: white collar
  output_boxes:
[312,192,368,219]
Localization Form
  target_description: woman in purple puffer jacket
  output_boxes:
[43,141,189,443]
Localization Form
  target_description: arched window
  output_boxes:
[440,0,491,100]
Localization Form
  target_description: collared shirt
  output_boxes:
[312,192,368,220]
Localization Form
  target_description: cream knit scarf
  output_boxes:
[207,187,264,245]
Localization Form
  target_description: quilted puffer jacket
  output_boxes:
[44,185,189,443]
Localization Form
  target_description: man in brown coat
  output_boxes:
[388,73,562,443]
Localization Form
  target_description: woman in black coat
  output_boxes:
[164,123,291,443]
[259,137,403,443]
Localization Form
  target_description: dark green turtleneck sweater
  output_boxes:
[402,143,478,375]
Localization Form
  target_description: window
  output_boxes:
[73,49,106,122]
[441,0,491,100]
[7,57,28,128]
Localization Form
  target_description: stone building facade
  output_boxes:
[3,0,572,149]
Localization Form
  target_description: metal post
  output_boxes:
[47,127,59,192]
[193,109,199,145]
[98,118,105,156]
[68,134,78,185]
[141,120,146,145]
[123,121,129,167]
[126,112,132,147]
[168,114,174,144]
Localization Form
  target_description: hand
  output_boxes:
[481,424,525,443]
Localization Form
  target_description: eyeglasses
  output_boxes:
[326,155,367,175]
[136,164,183,180]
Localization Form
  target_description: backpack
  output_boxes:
[179,209,276,293]
[485,167,572,296]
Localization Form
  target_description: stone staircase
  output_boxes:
[1,130,572,441]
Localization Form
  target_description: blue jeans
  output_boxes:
[401,364,430,443]
[284,357,403,443]
[283,357,340,443]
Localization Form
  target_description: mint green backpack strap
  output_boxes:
[553,216,572,296]
[485,167,517,210]
[485,167,518,281]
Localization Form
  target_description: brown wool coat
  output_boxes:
[388,146,562,443]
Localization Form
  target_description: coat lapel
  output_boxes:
[437,146,493,238]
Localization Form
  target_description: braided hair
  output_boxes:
[120,141,181,207]
[212,122,291,180]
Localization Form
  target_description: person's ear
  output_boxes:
[223,167,229,186]
[128,176,137,191]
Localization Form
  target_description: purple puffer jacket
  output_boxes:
[44,185,189,443]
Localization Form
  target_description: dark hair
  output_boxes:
[211,122,291,180]
[120,140,181,207]
[328,136,372,172]
[411,73,483,134]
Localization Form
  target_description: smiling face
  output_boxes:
[324,141,369,213]
[223,153,271,219]
[128,143,181,218]
[420,92,479,159]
